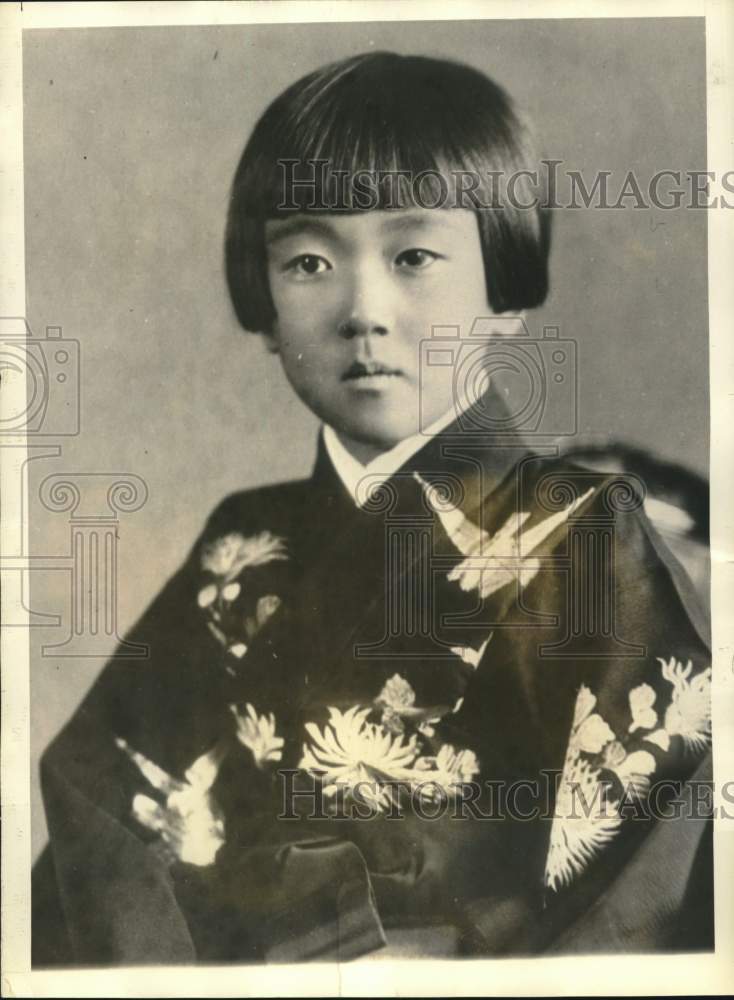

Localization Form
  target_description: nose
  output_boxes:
[338,317,388,339]
[337,269,391,339]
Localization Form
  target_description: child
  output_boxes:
[33,51,712,965]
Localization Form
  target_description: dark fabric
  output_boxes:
[33,398,714,965]
[546,754,714,954]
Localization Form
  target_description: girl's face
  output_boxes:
[264,208,499,463]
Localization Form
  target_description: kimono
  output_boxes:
[32,394,714,966]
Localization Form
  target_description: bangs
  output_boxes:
[238,52,537,215]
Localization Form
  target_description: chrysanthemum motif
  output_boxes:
[628,683,658,733]
[659,656,712,752]
[545,750,622,892]
[116,737,225,867]
[231,703,284,769]
[200,530,287,583]
[425,483,595,599]
[299,706,420,807]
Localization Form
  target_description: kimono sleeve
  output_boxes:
[33,489,387,965]
[32,499,232,966]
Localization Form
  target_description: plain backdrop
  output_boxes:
[23,18,708,859]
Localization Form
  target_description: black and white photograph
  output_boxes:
[2,1,733,995]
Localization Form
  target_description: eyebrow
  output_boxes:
[265,217,341,247]
[378,208,458,233]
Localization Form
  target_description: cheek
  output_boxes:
[269,278,344,337]
[403,287,485,345]
[416,257,488,319]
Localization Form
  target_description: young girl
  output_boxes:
[33,51,712,965]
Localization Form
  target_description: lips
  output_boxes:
[342,360,404,381]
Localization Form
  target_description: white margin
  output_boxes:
[1,1,732,997]
[0,0,31,992]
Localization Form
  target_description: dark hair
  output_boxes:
[226,51,551,333]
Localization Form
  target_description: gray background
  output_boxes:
[24,18,708,858]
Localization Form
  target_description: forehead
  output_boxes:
[264,208,477,247]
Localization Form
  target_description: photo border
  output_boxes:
[2,1,732,996]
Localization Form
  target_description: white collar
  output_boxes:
[323,407,460,508]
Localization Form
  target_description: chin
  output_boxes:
[352,420,418,450]
[330,417,417,464]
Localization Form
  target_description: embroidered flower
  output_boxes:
[221,581,241,602]
[201,530,287,583]
[374,674,450,736]
[197,584,218,609]
[441,488,594,599]
[413,744,480,801]
[416,717,441,739]
[299,706,419,808]
[198,532,286,667]
[659,657,712,752]
[450,632,493,670]
[570,685,615,754]
[628,683,658,733]
[545,750,622,892]
[375,674,416,734]
[545,657,709,892]
[237,594,284,647]
[602,739,626,768]
[378,674,415,710]
[116,737,225,867]
[602,742,657,797]
[644,728,671,752]
[613,749,657,797]
[231,703,284,769]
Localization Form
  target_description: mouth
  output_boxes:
[341,360,404,383]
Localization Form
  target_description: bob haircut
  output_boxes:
[225,51,552,333]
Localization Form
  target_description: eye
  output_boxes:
[284,254,331,278]
[395,248,440,270]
